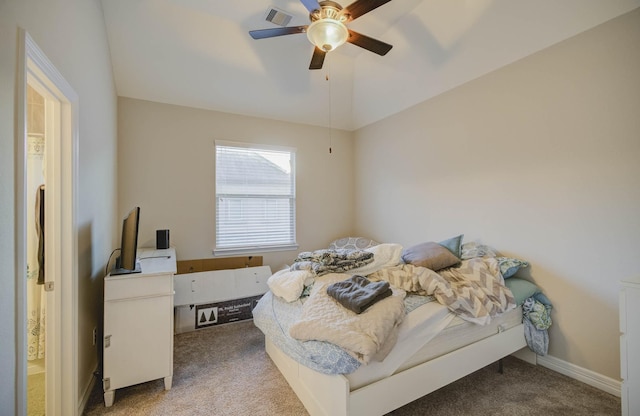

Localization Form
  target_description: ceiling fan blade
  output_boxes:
[347,30,392,56]
[309,47,326,70]
[249,26,307,39]
[299,0,321,13]
[342,0,392,21]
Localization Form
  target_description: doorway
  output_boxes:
[16,30,79,416]
[26,83,47,415]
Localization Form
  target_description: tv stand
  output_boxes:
[102,247,176,407]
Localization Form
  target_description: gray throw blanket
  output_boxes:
[291,249,374,276]
[327,275,392,314]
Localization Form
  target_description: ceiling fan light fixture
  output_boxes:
[306,19,348,52]
[249,0,393,70]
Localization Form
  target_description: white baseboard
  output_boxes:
[78,365,98,415]
[511,346,537,364]
[537,354,621,397]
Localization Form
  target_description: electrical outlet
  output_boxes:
[92,327,97,346]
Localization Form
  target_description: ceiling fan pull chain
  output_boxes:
[326,68,332,154]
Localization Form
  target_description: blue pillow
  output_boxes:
[505,278,539,306]
[497,256,529,278]
[438,234,464,258]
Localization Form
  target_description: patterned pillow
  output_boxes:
[328,237,379,251]
[460,241,498,259]
[497,257,530,278]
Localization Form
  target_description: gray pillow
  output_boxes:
[402,241,461,271]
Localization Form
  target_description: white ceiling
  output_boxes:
[101,0,640,130]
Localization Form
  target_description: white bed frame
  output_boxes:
[266,323,530,416]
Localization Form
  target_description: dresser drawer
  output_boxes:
[105,273,173,301]
[620,277,640,416]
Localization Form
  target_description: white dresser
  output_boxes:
[103,247,176,407]
[620,276,640,416]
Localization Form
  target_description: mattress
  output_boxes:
[346,306,523,390]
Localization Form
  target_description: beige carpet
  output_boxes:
[83,320,619,415]
[27,372,45,416]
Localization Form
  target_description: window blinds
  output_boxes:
[215,142,296,254]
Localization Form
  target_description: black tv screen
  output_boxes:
[112,207,141,275]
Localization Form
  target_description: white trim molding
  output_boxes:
[17,28,80,416]
[537,354,621,397]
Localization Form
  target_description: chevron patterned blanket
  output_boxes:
[369,257,515,325]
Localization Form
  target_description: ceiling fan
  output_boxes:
[249,0,393,70]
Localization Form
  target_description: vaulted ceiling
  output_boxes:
[101,0,640,130]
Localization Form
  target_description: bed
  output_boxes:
[252,237,545,416]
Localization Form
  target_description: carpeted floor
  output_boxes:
[27,372,45,416]
[83,320,619,415]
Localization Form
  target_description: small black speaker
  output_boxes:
[156,229,170,249]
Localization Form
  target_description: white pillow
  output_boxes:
[267,268,314,302]
[348,243,403,276]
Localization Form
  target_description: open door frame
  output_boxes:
[15,28,79,415]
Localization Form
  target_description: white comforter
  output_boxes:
[289,273,406,364]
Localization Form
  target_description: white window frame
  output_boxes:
[214,140,298,255]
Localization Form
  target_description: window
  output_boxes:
[214,141,297,255]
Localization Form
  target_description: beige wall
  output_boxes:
[117,97,355,271]
[354,9,640,380]
[0,0,118,412]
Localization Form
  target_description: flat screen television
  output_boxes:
[111,206,141,275]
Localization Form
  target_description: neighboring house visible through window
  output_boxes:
[214,141,297,255]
